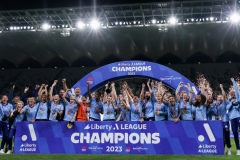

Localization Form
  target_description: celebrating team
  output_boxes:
[0,78,240,155]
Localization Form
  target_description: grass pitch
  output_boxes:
[0,139,239,160]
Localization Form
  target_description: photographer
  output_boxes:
[7,101,24,154]
[0,95,13,154]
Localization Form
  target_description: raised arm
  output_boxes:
[38,84,44,100]
[44,85,49,101]
[62,89,68,102]
[33,84,40,99]
[8,83,15,104]
[49,80,58,101]
[151,81,157,102]
[175,82,183,102]
[231,77,240,100]
[87,82,92,100]
[220,84,227,102]
[125,88,133,103]
[123,97,130,110]
[21,87,29,105]
[140,83,145,102]
[110,82,117,102]
[189,90,194,104]
[103,84,108,103]
[147,79,152,95]
[62,78,68,92]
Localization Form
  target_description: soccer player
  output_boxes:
[21,97,38,122]
[179,84,194,121]
[193,93,207,121]
[35,85,49,121]
[116,98,131,122]
[0,95,13,154]
[76,96,90,122]
[168,95,182,123]
[63,78,82,103]
[48,80,64,122]
[214,84,231,155]
[140,80,155,122]
[8,101,24,154]
[227,78,240,155]
[151,82,168,121]
[62,91,78,122]
[206,94,217,120]
[87,82,103,121]
[102,94,117,121]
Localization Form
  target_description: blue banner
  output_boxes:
[14,121,224,155]
[72,61,199,95]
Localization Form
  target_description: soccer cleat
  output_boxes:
[0,149,5,154]
[6,150,11,154]
[237,150,240,155]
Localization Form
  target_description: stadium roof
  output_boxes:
[0,0,240,68]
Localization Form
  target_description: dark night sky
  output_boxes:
[1,0,186,10]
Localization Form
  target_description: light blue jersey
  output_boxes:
[193,105,207,121]
[103,103,115,120]
[35,101,49,120]
[11,110,24,129]
[130,101,142,121]
[120,107,131,121]
[180,101,193,120]
[115,100,122,120]
[207,101,217,120]
[226,100,240,120]
[227,80,240,120]
[49,101,64,122]
[215,102,229,122]
[154,102,167,121]
[168,103,180,121]
[0,103,13,123]
[142,99,154,119]
[63,101,78,121]
[89,98,103,120]
[22,104,39,121]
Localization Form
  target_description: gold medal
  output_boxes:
[107,111,110,115]
[184,110,188,114]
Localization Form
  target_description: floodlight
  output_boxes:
[169,17,177,24]
[152,19,156,24]
[77,21,85,29]
[90,19,100,29]
[42,23,50,30]
[230,13,240,23]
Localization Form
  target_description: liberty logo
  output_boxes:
[21,124,37,141]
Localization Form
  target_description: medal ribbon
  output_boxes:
[157,103,161,111]
[171,105,176,116]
